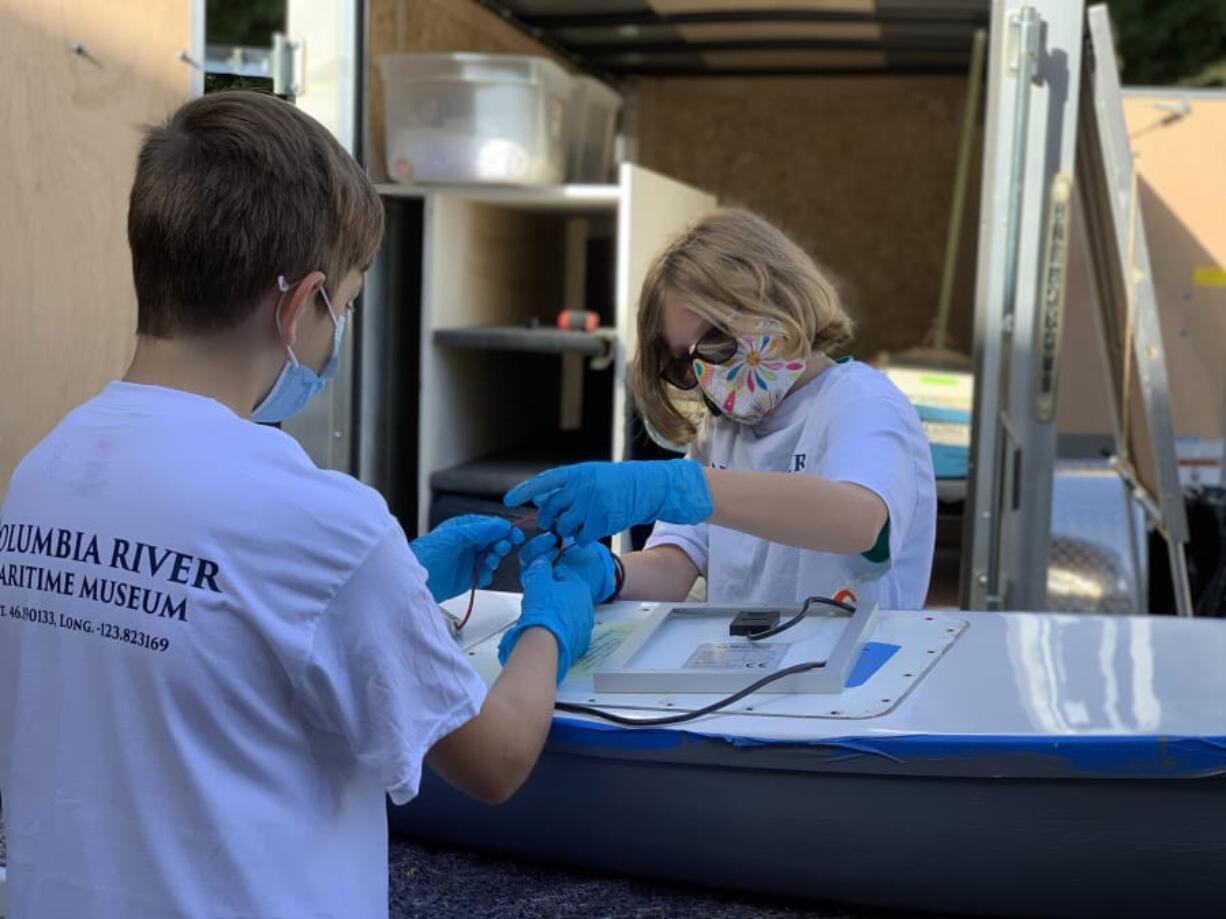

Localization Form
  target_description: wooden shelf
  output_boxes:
[408,163,719,541]
[431,457,563,499]
[434,325,617,359]
[376,182,620,214]
[431,440,602,498]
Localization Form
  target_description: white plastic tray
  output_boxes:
[592,601,878,694]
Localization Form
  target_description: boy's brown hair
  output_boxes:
[128,90,383,338]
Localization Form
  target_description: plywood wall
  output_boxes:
[367,0,572,182]
[632,75,982,359]
[1057,93,1226,441]
[364,4,978,359]
[1122,94,1226,441]
[0,0,191,493]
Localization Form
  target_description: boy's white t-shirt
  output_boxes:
[647,361,936,611]
[0,382,487,919]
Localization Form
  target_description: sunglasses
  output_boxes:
[658,326,740,390]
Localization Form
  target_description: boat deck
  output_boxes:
[450,592,1226,779]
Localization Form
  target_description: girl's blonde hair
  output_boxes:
[632,208,854,446]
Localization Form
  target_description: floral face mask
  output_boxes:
[692,323,807,425]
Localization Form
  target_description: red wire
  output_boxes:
[457,514,540,632]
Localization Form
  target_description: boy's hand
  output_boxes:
[498,556,594,684]
[410,515,524,603]
[520,533,616,605]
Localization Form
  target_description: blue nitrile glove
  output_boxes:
[520,533,616,604]
[498,556,595,684]
[409,515,525,603]
[504,460,713,546]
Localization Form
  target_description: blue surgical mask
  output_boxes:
[251,275,346,423]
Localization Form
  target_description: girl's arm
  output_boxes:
[505,458,889,558]
[619,544,700,601]
[704,468,887,555]
[613,470,883,603]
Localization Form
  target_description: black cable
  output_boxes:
[746,595,855,642]
[555,659,826,727]
[554,596,857,727]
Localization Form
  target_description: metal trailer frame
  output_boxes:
[962,0,1085,612]
[279,0,364,476]
[962,1,1192,614]
[1075,5,1193,615]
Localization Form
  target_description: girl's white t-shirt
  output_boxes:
[646,361,937,611]
[0,381,487,919]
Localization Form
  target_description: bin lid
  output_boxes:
[377,52,570,88]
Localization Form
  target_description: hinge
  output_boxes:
[200,32,304,98]
[271,33,305,98]
[1006,5,1042,82]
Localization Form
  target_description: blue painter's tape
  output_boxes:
[846,642,899,687]
[548,721,1226,778]
[549,718,689,751]
[783,734,1226,778]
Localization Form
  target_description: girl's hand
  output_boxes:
[504,460,713,545]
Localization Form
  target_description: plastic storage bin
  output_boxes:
[567,75,622,182]
[378,53,571,186]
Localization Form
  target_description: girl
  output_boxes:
[508,209,936,612]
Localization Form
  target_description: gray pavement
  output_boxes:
[1,812,927,918]
[386,835,923,919]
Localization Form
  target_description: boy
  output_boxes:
[0,91,592,918]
